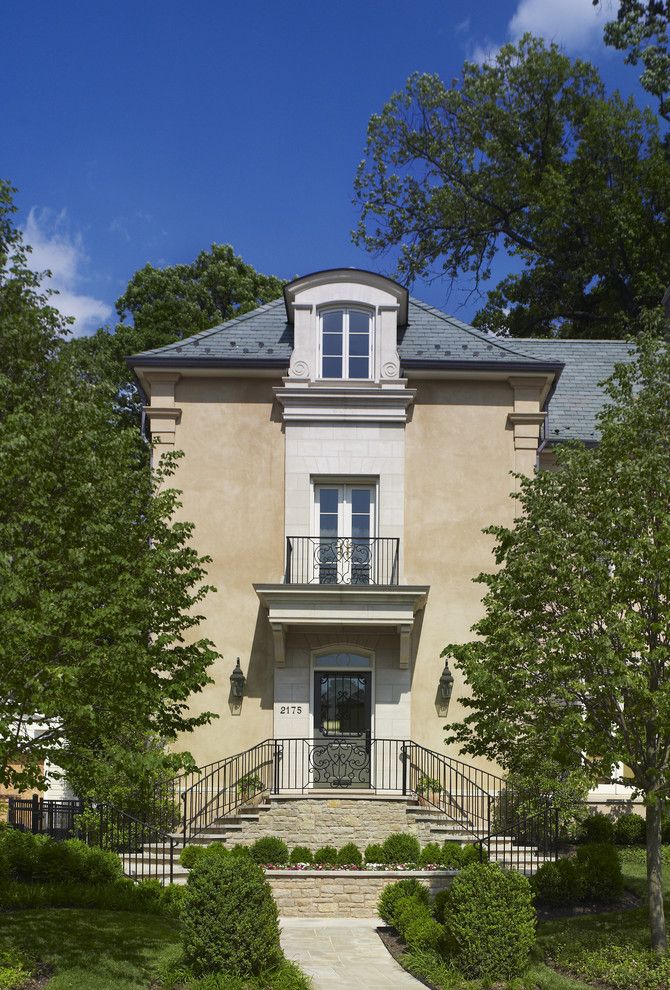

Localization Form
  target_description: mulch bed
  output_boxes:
[536,890,641,920]
[377,927,439,990]
[23,964,54,989]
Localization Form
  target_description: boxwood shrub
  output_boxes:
[445,862,536,981]
[432,887,450,923]
[181,855,283,977]
[180,844,228,870]
[336,843,363,867]
[615,812,646,846]
[576,842,623,902]
[404,914,445,953]
[579,812,615,844]
[364,843,385,863]
[312,845,338,866]
[377,877,430,925]
[289,845,313,864]
[249,837,289,866]
[531,857,587,907]
[419,842,443,866]
[0,828,121,885]
[382,832,421,864]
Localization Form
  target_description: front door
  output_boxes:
[312,670,372,787]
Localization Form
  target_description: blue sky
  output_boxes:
[2,0,650,335]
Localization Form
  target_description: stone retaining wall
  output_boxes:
[265,869,454,918]
[237,797,416,848]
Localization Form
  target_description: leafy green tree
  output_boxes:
[0,180,219,799]
[442,316,670,951]
[70,245,286,420]
[353,36,670,339]
[597,0,670,123]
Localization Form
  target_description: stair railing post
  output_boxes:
[273,740,280,795]
[401,742,407,796]
[182,791,187,848]
[169,838,174,885]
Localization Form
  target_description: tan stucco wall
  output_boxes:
[404,378,517,764]
[166,377,285,766]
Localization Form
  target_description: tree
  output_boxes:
[353,36,670,339]
[0,180,219,799]
[598,0,670,124]
[442,317,670,951]
[70,245,286,420]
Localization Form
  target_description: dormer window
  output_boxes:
[321,308,372,380]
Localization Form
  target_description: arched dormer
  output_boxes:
[284,269,408,383]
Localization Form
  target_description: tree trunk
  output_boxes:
[646,801,667,953]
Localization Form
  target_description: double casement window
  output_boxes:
[320,308,372,380]
[315,484,375,584]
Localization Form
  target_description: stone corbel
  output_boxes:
[144,406,182,446]
[270,623,286,667]
[398,624,412,669]
[507,376,549,477]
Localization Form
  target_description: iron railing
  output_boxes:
[285,536,400,585]
[8,796,83,839]
[89,803,177,884]
[478,801,560,874]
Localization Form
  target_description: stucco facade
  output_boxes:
[129,268,635,797]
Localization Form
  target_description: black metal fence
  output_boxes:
[285,536,400,585]
[8,796,83,839]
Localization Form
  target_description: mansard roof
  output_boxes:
[128,294,636,443]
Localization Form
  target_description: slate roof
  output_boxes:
[128,296,636,443]
[512,339,636,444]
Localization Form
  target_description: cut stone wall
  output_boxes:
[233,796,417,849]
[266,869,454,917]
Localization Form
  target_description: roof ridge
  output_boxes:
[134,297,286,357]
[407,298,546,363]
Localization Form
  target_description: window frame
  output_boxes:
[318,305,374,381]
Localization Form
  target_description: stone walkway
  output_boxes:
[280,917,421,989]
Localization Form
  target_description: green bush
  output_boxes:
[441,841,464,869]
[576,842,624,902]
[419,842,443,866]
[393,894,430,936]
[445,862,536,980]
[228,844,253,859]
[181,855,283,977]
[0,828,122,885]
[531,857,587,907]
[579,812,615,844]
[364,843,385,863]
[289,846,313,864]
[336,843,363,867]
[404,915,445,953]
[460,843,483,865]
[377,877,430,925]
[382,832,421,864]
[249,837,289,865]
[432,887,450,922]
[180,844,228,870]
[615,812,646,846]
[312,845,338,866]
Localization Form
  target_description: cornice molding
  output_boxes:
[273,381,416,424]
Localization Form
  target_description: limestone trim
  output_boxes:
[507,375,550,477]
[142,372,182,447]
[274,380,416,424]
[254,584,428,667]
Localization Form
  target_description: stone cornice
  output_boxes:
[273,381,416,424]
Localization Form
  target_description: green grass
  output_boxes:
[0,908,179,989]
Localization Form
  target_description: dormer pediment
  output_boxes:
[283,268,408,384]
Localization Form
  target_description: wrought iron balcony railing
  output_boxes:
[284,536,400,586]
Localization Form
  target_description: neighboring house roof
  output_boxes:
[127,295,636,443]
[513,339,636,444]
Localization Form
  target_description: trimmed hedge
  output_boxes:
[249,837,289,865]
[312,845,338,866]
[364,843,385,863]
[419,842,443,866]
[382,833,421,864]
[336,843,363,867]
[377,877,430,926]
[0,827,122,885]
[180,844,228,870]
[615,812,646,846]
[289,845,313,865]
[445,862,536,981]
[181,855,283,977]
[576,842,624,902]
[579,812,615,844]
[531,857,587,907]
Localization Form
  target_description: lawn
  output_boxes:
[0,908,179,989]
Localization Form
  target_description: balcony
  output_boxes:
[284,536,399,586]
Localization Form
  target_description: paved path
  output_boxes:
[280,917,421,990]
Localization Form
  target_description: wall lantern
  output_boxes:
[229,658,246,716]
[436,660,454,717]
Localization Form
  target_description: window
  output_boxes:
[321,308,372,379]
[315,484,375,584]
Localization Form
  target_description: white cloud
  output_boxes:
[22,208,112,336]
[508,0,609,50]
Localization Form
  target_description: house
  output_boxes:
[128,268,636,824]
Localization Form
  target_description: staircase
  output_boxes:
[105,738,560,883]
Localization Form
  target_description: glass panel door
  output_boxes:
[315,485,375,584]
[312,670,372,787]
